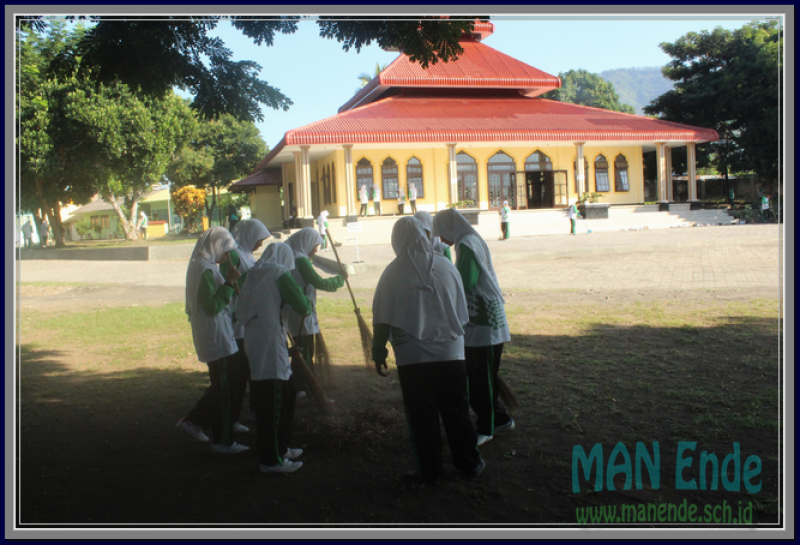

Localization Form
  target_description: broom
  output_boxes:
[314,329,334,386]
[324,230,374,369]
[289,331,332,414]
[496,375,520,410]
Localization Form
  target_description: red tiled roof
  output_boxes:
[339,37,560,112]
[231,168,282,190]
[291,90,719,147]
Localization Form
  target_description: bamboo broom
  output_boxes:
[324,230,373,369]
[496,375,520,410]
[289,333,332,414]
[314,329,334,386]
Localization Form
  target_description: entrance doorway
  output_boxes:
[525,170,568,209]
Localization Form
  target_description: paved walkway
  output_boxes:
[16,224,784,293]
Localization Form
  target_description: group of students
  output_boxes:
[372,209,514,484]
[359,183,419,217]
[176,219,346,473]
[176,207,513,483]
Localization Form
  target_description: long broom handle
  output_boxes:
[324,231,359,311]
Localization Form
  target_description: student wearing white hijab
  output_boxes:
[373,185,382,216]
[284,228,346,394]
[414,210,452,262]
[432,209,514,447]
[317,210,330,251]
[177,226,249,454]
[359,185,369,217]
[373,217,485,484]
[237,242,312,474]
[225,219,271,427]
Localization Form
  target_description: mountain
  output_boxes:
[600,67,674,115]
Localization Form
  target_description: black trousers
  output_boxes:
[360,204,368,216]
[186,352,246,446]
[235,338,252,418]
[410,200,417,213]
[374,202,381,215]
[250,378,297,466]
[398,204,404,215]
[465,344,512,436]
[397,360,482,481]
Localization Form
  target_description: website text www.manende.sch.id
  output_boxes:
[576,500,754,524]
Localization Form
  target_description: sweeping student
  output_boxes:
[285,228,346,394]
[236,243,311,473]
[433,209,514,447]
[177,226,249,454]
[359,185,369,217]
[373,217,485,484]
[568,202,580,235]
[317,210,330,251]
[225,219,272,427]
[414,210,452,261]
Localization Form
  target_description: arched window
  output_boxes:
[356,158,374,197]
[381,157,399,199]
[614,154,629,192]
[456,151,478,208]
[488,151,516,210]
[594,154,610,192]
[406,157,424,199]
[525,151,552,171]
[331,164,337,203]
[574,158,590,194]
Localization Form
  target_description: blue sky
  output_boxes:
[205,15,766,148]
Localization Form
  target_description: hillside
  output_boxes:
[600,67,674,115]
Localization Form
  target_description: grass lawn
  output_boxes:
[17,290,782,525]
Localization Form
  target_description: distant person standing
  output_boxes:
[568,202,580,235]
[499,201,510,240]
[359,185,369,217]
[137,211,148,240]
[227,205,240,233]
[761,194,771,222]
[318,210,330,251]
[728,186,735,208]
[22,220,33,249]
[409,182,418,214]
[373,186,382,216]
[397,190,406,215]
[40,218,50,247]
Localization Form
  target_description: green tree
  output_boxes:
[543,69,636,114]
[171,185,206,233]
[169,114,267,225]
[358,62,388,88]
[644,21,782,187]
[17,16,487,123]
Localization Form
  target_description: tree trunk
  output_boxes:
[108,194,137,240]
[45,203,67,248]
[128,198,140,241]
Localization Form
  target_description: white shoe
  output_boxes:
[260,460,303,473]
[477,434,493,446]
[176,418,209,443]
[233,422,250,433]
[297,391,307,399]
[284,448,304,460]
[210,442,249,454]
[494,419,515,434]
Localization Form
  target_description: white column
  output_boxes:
[656,142,668,204]
[300,146,312,219]
[293,151,304,218]
[447,143,458,204]
[687,143,698,203]
[281,162,290,221]
[575,142,586,197]
[343,144,354,216]
[665,145,674,202]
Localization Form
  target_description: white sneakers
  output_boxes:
[210,442,249,454]
[477,434,493,446]
[494,419,516,434]
[176,418,209,443]
[284,448,303,460]
[233,422,250,433]
[260,459,303,473]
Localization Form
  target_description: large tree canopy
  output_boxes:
[644,21,782,185]
[543,69,636,114]
[17,16,487,123]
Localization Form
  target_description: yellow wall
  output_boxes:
[257,144,647,218]
[251,185,284,230]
